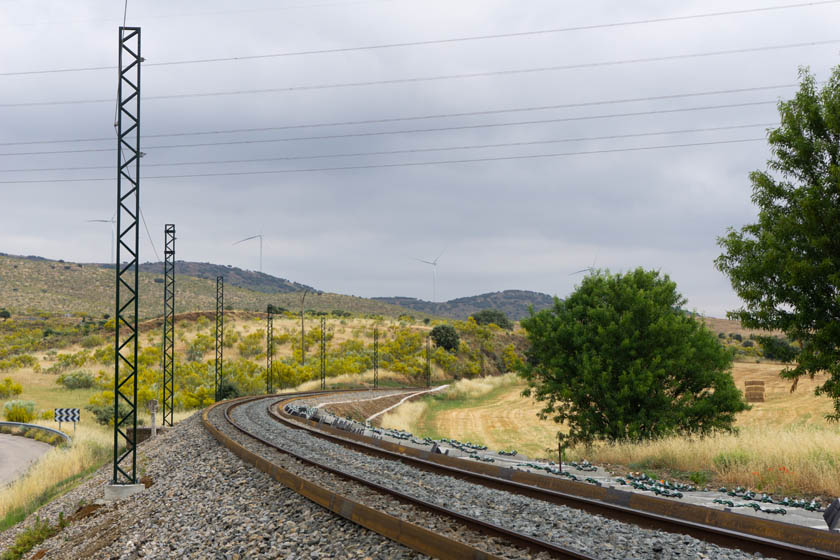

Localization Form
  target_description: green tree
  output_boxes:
[430,324,459,352]
[520,269,747,446]
[0,309,10,321]
[471,309,513,330]
[716,67,840,417]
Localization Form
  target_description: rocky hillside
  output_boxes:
[374,290,556,320]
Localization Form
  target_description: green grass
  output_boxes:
[412,382,515,440]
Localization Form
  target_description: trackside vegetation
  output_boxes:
[520,268,748,446]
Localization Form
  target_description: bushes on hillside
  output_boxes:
[0,377,22,398]
[471,309,513,330]
[4,400,36,423]
[756,335,800,362]
[58,370,96,389]
[431,324,460,352]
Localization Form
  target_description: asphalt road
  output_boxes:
[0,433,52,486]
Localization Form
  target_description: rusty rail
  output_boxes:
[203,393,593,560]
[273,392,840,560]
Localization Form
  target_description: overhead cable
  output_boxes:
[0,99,778,157]
[0,122,776,173]
[0,137,765,184]
[2,1,838,76]
[0,39,836,108]
[0,82,796,147]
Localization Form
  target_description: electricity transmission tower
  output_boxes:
[113,26,142,486]
[215,276,224,401]
[161,224,175,427]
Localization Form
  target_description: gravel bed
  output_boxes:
[212,401,544,560]
[227,394,768,560]
[1,413,422,559]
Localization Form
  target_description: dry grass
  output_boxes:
[384,364,840,497]
[291,369,415,393]
[378,400,428,432]
[0,421,110,522]
[573,424,840,497]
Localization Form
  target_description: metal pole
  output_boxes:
[320,316,326,390]
[266,305,274,394]
[161,224,175,427]
[113,26,142,486]
[373,327,379,389]
[426,335,431,388]
[215,276,224,401]
[300,289,309,365]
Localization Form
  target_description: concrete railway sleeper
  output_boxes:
[205,394,590,560]
[274,390,840,560]
[205,391,792,559]
[277,391,840,560]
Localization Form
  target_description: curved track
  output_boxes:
[206,393,593,560]
[272,390,840,560]
[205,390,840,559]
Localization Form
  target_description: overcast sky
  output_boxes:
[0,0,838,316]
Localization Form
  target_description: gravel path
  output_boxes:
[0,413,422,559]
[226,393,768,560]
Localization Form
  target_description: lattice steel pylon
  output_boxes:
[373,328,379,389]
[320,316,326,390]
[113,26,142,486]
[425,336,431,388]
[161,224,175,427]
[215,276,224,401]
[266,305,274,394]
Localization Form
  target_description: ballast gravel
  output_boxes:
[0,413,422,560]
[228,394,768,560]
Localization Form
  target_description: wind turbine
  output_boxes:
[414,247,446,303]
[85,217,115,263]
[570,252,598,276]
[233,233,263,274]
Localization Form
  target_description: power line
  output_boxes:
[1,39,836,108]
[0,137,766,184]
[0,123,775,173]
[1,0,403,29]
[0,82,797,147]
[3,1,838,76]
[0,99,778,157]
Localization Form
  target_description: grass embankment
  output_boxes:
[380,364,840,498]
[0,423,110,530]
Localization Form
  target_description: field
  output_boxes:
[379,362,840,498]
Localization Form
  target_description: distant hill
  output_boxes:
[134,261,314,294]
[0,254,417,320]
[374,290,557,321]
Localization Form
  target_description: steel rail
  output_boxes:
[272,392,840,560]
[224,391,595,560]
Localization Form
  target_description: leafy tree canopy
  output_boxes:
[471,309,513,330]
[430,324,459,352]
[716,66,840,417]
[520,268,747,446]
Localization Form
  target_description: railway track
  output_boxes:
[205,390,840,559]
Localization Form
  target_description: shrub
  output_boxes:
[0,377,23,398]
[741,340,754,348]
[57,370,96,389]
[732,333,743,342]
[3,400,36,423]
[471,309,513,330]
[756,335,800,362]
[85,402,144,426]
[430,324,460,352]
[80,334,105,348]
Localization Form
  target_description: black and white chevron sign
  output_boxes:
[54,408,80,423]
